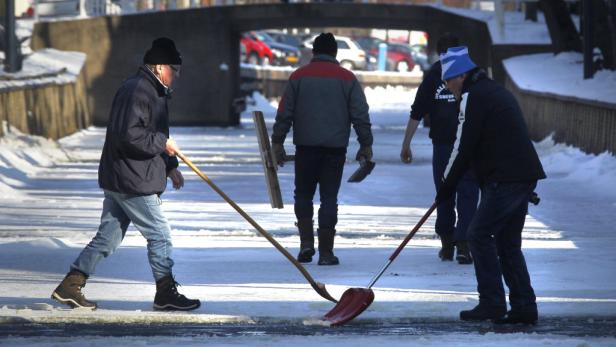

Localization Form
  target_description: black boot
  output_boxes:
[51,270,97,309]
[296,219,315,263]
[456,241,473,264]
[494,309,538,325]
[317,228,339,265]
[438,233,454,261]
[460,303,506,321]
[153,275,201,311]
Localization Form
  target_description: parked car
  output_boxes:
[410,44,431,72]
[302,35,366,70]
[355,37,416,72]
[241,33,273,66]
[252,31,301,66]
[17,0,80,18]
[386,43,416,72]
[265,30,303,49]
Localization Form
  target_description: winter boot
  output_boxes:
[317,228,339,266]
[456,241,473,264]
[460,303,506,321]
[153,275,201,311]
[51,270,97,309]
[296,219,315,263]
[494,308,538,325]
[438,233,454,261]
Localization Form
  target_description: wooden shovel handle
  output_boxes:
[176,152,337,303]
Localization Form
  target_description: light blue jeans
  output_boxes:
[71,190,174,281]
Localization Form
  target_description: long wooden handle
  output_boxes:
[176,152,337,303]
[367,202,437,289]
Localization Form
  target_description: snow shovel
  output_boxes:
[347,158,376,183]
[177,152,338,303]
[322,202,438,325]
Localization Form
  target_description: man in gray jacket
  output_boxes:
[271,33,373,266]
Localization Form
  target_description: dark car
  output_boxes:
[252,31,301,67]
[265,30,303,49]
[410,44,431,72]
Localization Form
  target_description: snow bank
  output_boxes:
[0,48,86,91]
[0,123,70,198]
[534,136,616,197]
[431,5,551,44]
[504,52,616,105]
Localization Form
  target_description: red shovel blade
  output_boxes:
[322,288,375,326]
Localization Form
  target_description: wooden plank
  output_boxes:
[252,111,284,209]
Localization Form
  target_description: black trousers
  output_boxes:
[294,146,346,230]
[468,180,537,311]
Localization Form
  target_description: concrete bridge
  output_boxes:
[31,3,550,126]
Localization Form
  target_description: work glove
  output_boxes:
[355,145,373,162]
[435,178,456,205]
[271,142,286,167]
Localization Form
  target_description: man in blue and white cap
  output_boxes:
[435,46,546,325]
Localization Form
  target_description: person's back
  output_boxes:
[271,33,373,266]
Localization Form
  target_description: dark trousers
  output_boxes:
[294,146,346,230]
[432,143,479,241]
[468,181,537,311]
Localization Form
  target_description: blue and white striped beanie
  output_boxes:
[440,46,476,81]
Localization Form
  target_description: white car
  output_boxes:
[16,0,80,18]
[303,35,367,71]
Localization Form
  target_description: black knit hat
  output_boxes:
[143,37,182,65]
[312,33,337,56]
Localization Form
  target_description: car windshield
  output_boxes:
[254,32,275,43]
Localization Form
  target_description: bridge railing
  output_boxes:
[78,0,528,17]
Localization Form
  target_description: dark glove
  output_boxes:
[435,178,456,205]
[271,142,286,167]
[355,145,373,162]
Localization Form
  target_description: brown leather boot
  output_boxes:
[51,270,97,309]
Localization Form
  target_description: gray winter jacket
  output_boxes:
[271,54,373,148]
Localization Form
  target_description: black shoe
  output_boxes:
[297,247,315,263]
[438,234,454,261]
[456,241,473,265]
[494,310,538,325]
[154,276,201,311]
[51,270,97,310]
[318,254,339,265]
[460,303,506,321]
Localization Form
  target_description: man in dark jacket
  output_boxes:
[271,33,373,266]
[436,46,546,325]
[400,33,478,265]
[51,38,200,311]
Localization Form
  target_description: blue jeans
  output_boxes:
[294,146,346,230]
[71,190,174,281]
[467,181,537,311]
[432,143,479,241]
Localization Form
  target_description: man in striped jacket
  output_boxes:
[271,33,373,266]
[436,46,546,325]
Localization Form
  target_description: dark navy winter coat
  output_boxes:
[442,69,546,190]
[98,67,178,196]
[410,61,460,145]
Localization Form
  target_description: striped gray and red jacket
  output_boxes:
[271,54,373,148]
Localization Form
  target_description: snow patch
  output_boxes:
[504,52,616,105]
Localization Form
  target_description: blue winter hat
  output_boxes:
[440,46,476,81]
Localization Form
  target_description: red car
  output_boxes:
[368,43,415,72]
[241,33,273,66]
